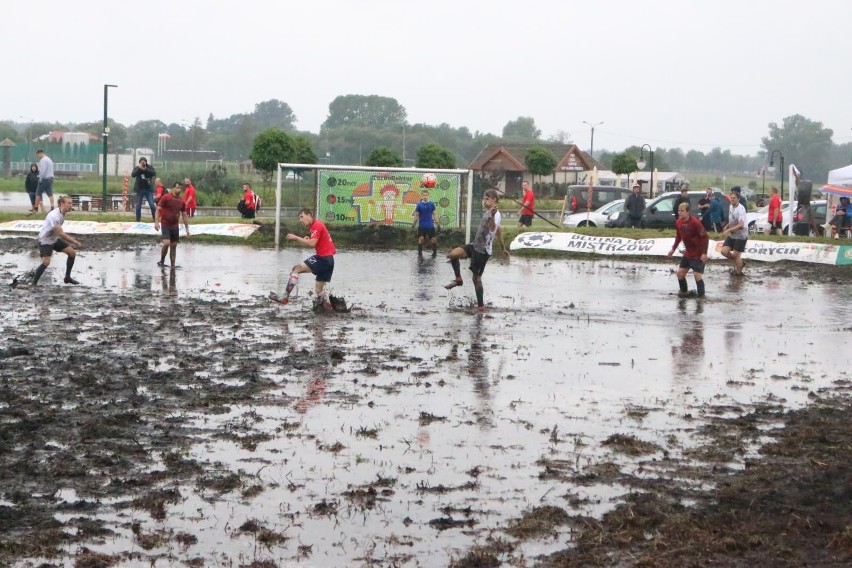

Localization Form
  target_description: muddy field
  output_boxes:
[1,234,851,567]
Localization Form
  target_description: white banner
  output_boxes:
[0,220,259,239]
[511,232,842,265]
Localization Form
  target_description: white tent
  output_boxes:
[828,164,852,185]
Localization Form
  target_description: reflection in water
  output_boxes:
[467,314,495,426]
[294,318,335,414]
[413,255,437,301]
[160,268,177,295]
[672,299,705,377]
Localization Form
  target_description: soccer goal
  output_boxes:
[273,164,475,248]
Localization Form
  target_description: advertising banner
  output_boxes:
[0,220,259,238]
[511,232,845,265]
[316,169,461,227]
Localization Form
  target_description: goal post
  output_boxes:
[274,163,474,248]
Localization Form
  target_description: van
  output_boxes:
[641,191,730,229]
[564,185,633,214]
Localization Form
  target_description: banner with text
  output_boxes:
[511,232,848,265]
[0,220,259,238]
[316,169,461,227]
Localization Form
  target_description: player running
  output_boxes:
[32,195,81,285]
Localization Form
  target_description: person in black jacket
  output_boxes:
[131,157,157,222]
[623,183,646,228]
[25,163,39,214]
[673,187,690,213]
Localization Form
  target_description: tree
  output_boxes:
[253,99,296,130]
[322,95,407,129]
[524,146,557,183]
[250,128,296,176]
[502,116,541,140]
[611,152,638,177]
[416,143,456,169]
[127,120,169,149]
[762,114,833,183]
[365,146,403,167]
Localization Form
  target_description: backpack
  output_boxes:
[254,193,262,211]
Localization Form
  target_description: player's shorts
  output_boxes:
[417,227,436,239]
[36,178,54,198]
[722,236,747,253]
[771,221,782,230]
[39,237,69,257]
[305,255,334,282]
[462,244,491,277]
[679,256,705,274]
[161,225,180,242]
[518,214,533,227]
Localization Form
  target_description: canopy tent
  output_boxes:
[827,164,852,186]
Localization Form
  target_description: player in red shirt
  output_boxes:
[239,183,257,219]
[183,177,197,217]
[154,182,190,268]
[517,181,535,227]
[767,186,783,235]
[153,178,167,204]
[279,208,336,307]
[667,202,709,298]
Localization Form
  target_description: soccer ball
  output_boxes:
[421,173,437,189]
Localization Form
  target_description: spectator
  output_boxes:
[697,187,713,230]
[517,181,535,228]
[708,193,724,233]
[673,187,690,213]
[238,183,257,219]
[33,149,55,213]
[183,177,197,217]
[624,183,645,228]
[25,163,39,214]
[828,196,851,239]
[131,158,156,222]
[766,186,783,236]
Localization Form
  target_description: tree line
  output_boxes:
[2,94,849,182]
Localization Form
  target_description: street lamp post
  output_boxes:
[102,84,117,212]
[766,149,785,200]
[635,144,655,198]
[582,120,604,160]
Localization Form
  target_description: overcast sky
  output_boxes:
[3,0,850,155]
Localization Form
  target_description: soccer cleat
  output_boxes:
[64,277,80,285]
[477,306,486,313]
[677,290,690,298]
[156,261,166,267]
[444,279,463,289]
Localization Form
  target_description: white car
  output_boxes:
[563,199,625,228]
[753,200,826,235]
[747,204,789,233]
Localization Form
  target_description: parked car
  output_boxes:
[640,190,729,229]
[563,199,625,227]
[753,200,826,236]
[745,204,790,233]
[564,185,633,214]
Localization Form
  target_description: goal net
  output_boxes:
[273,164,475,247]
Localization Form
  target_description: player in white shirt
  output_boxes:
[32,196,82,285]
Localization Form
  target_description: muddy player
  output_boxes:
[667,202,709,298]
[413,189,439,257]
[720,191,748,276]
[154,182,191,268]
[283,208,336,308]
[443,189,509,312]
[32,195,81,285]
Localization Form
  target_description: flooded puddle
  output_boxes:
[1,240,849,566]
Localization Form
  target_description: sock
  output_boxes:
[34,264,47,284]
[697,280,705,297]
[678,278,688,293]
[450,258,461,279]
[160,245,168,263]
[417,243,423,254]
[65,256,75,279]
[474,283,484,307]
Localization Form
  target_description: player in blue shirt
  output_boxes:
[413,190,439,257]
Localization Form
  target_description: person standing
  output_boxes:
[32,195,81,285]
[443,189,509,312]
[25,163,39,214]
[33,149,55,213]
[697,187,714,230]
[767,186,783,236]
[282,208,337,307]
[131,157,156,222]
[238,183,257,219]
[720,192,748,276]
[673,187,690,213]
[413,189,438,257]
[517,181,535,228]
[153,177,166,204]
[624,183,646,228]
[183,177,197,218]
[709,193,724,233]
[667,202,709,298]
[154,182,190,268]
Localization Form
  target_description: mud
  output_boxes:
[1,233,851,567]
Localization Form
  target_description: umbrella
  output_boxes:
[820,184,852,197]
